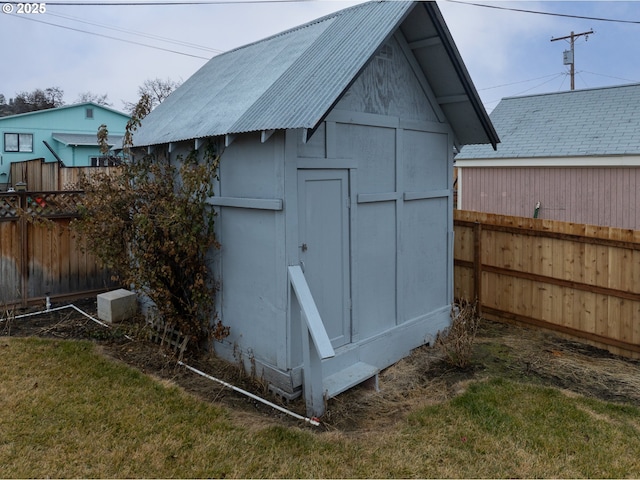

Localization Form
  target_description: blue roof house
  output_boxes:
[134,0,498,416]
[0,102,129,190]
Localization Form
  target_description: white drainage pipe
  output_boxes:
[2,299,133,340]
[178,361,321,427]
[12,304,110,328]
[2,299,320,426]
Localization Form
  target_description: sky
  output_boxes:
[1,0,639,115]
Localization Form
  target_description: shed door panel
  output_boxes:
[297,169,351,348]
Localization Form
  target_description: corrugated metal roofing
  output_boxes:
[0,102,129,122]
[134,0,498,148]
[456,83,640,160]
[52,133,124,147]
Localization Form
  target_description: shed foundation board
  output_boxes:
[97,289,137,323]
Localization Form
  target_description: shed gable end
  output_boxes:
[335,36,438,122]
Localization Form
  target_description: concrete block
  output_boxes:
[97,289,137,323]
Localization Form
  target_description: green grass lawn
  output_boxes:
[1,337,639,478]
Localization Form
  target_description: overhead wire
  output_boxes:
[574,72,590,90]
[45,11,224,54]
[4,13,213,59]
[5,0,639,104]
[4,0,307,4]
[556,73,568,92]
[482,72,567,108]
[3,0,316,60]
[580,71,639,84]
[445,0,640,25]
[478,73,564,91]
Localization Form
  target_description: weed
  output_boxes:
[436,299,480,368]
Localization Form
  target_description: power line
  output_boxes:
[580,70,640,84]
[6,13,212,59]
[4,0,313,58]
[446,0,640,25]
[45,11,224,53]
[478,73,563,91]
[507,73,567,97]
[5,0,306,4]
[482,72,566,108]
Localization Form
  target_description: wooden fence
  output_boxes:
[454,210,640,359]
[9,158,120,191]
[0,191,116,307]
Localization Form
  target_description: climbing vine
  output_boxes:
[72,141,227,350]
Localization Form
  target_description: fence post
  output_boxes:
[19,192,28,307]
[473,221,482,317]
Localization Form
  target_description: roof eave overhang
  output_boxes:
[305,1,500,149]
[419,2,499,150]
[456,154,640,168]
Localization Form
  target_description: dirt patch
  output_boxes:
[2,298,640,432]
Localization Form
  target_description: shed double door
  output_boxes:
[297,169,351,348]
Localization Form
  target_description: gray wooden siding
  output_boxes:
[213,134,287,368]
[356,200,397,336]
[402,197,448,321]
[348,124,398,339]
[460,166,640,229]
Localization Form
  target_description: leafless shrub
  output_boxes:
[436,299,480,368]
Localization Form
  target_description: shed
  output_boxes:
[456,83,640,229]
[134,0,498,416]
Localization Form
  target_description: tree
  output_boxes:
[10,87,64,114]
[123,93,152,156]
[74,146,224,350]
[76,91,112,106]
[74,94,227,351]
[0,94,10,117]
[123,77,181,113]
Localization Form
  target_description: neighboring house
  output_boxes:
[134,0,498,416]
[455,83,640,230]
[0,102,129,190]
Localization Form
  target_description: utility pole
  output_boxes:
[551,30,594,90]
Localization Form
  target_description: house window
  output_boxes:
[4,133,33,153]
[86,108,94,119]
[90,155,119,167]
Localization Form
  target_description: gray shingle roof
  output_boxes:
[456,83,640,160]
[134,0,498,149]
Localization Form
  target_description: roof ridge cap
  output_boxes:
[502,81,640,102]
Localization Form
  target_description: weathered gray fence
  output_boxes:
[0,191,116,307]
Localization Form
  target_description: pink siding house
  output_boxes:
[455,83,640,230]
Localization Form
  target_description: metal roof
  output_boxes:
[0,102,130,122]
[456,83,640,160]
[52,133,124,147]
[134,1,498,149]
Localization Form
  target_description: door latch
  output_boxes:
[300,243,308,252]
